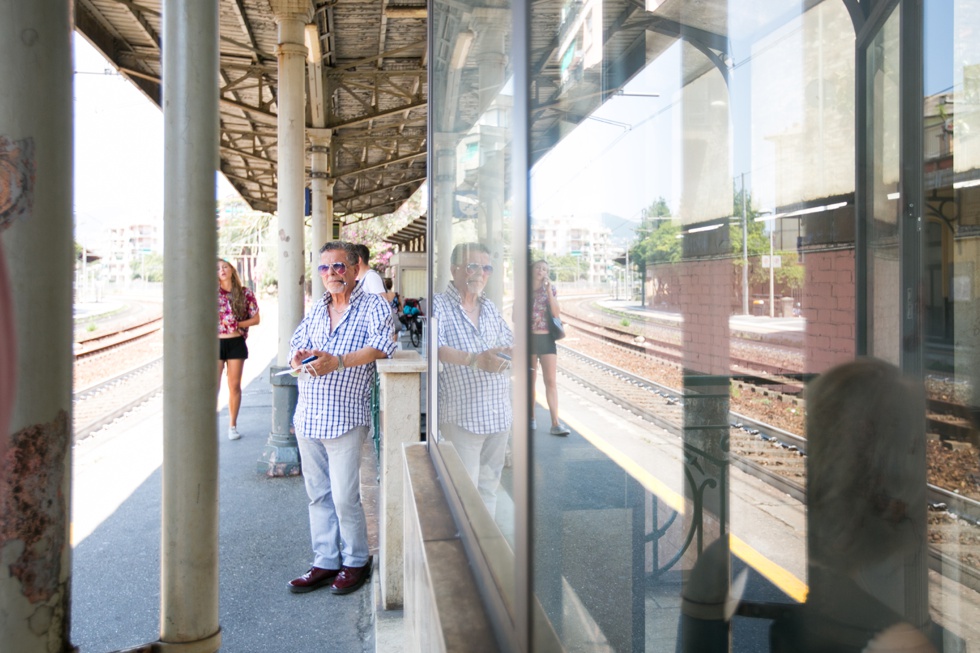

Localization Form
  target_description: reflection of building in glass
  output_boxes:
[531,214,612,283]
[557,0,603,93]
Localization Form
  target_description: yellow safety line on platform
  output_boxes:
[545,402,809,603]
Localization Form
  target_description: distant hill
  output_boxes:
[601,212,638,248]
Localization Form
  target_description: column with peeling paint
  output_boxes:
[0,3,75,652]
[160,0,222,649]
[309,128,335,251]
[433,132,456,290]
[476,27,507,306]
[260,1,312,477]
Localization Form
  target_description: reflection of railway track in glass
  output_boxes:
[555,340,980,594]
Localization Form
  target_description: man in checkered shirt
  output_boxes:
[285,241,395,596]
[434,242,513,517]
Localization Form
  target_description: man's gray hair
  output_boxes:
[450,242,490,265]
[319,241,359,265]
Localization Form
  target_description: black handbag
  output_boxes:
[546,301,565,341]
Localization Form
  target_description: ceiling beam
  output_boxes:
[327,99,427,129]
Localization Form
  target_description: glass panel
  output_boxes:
[866,7,903,365]
[428,0,518,621]
[423,0,980,646]
[923,0,980,646]
[514,0,976,650]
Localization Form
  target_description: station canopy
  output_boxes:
[76,0,428,223]
[76,0,843,225]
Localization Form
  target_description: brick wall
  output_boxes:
[678,258,731,376]
[803,248,856,373]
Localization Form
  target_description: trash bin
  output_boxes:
[780,296,795,317]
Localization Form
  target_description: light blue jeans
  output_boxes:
[439,422,509,517]
[296,426,370,569]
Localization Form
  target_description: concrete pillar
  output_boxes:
[308,128,334,251]
[160,1,222,649]
[0,4,74,652]
[260,3,311,477]
[376,352,425,609]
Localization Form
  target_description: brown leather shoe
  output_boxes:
[329,561,371,595]
[287,567,340,594]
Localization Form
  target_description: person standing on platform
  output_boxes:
[217,259,260,440]
[286,241,395,595]
[434,242,513,516]
[382,277,401,341]
[530,260,569,435]
[353,243,386,294]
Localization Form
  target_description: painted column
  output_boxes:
[0,3,74,651]
[476,28,507,306]
[274,9,309,364]
[259,3,311,477]
[433,132,456,290]
[160,1,222,649]
[308,128,334,251]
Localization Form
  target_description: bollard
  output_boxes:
[257,366,301,476]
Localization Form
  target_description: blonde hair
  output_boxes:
[219,259,249,321]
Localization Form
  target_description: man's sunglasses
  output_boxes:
[317,262,348,276]
[462,263,493,275]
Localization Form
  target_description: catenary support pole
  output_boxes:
[0,2,75,651]
[160,0,222,649]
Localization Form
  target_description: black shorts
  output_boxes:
[219,336,249,361]
[531,333,557,356]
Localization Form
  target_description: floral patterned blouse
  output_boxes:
[530,284,557,333]
[218,286,259,338]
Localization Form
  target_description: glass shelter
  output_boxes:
[426,0,980,650]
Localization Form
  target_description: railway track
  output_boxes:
[565,300,979,441]
[73,312,164,441]
[74,316,162,360]
[555,340,980,594]
[73,358,163,440]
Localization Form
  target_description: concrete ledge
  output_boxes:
[403,443,498,653]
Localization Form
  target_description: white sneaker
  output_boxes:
[228,426,242,440]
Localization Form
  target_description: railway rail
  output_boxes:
[555,336,980,594]
[74,317,162,360]
[73,313,164,441]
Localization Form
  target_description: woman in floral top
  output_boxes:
[218,259,260,440]
[530,260,569,435]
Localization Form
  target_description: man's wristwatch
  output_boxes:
[466,352,478,369]
[336,353,345,372]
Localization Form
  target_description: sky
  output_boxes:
[73,33,238,250]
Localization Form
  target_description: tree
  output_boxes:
[131,251,164,282]
[729,186,771,286]
[630,197,681,266]
[731,185,804,297]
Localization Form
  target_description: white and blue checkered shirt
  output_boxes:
[434,283,513,435]
[290,284,395,439]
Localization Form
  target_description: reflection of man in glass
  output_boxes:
[435,242,513,516]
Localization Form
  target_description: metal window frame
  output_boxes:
[423,0,532,650]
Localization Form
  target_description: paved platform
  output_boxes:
[597,299,805,343]
[70,299,403,653]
